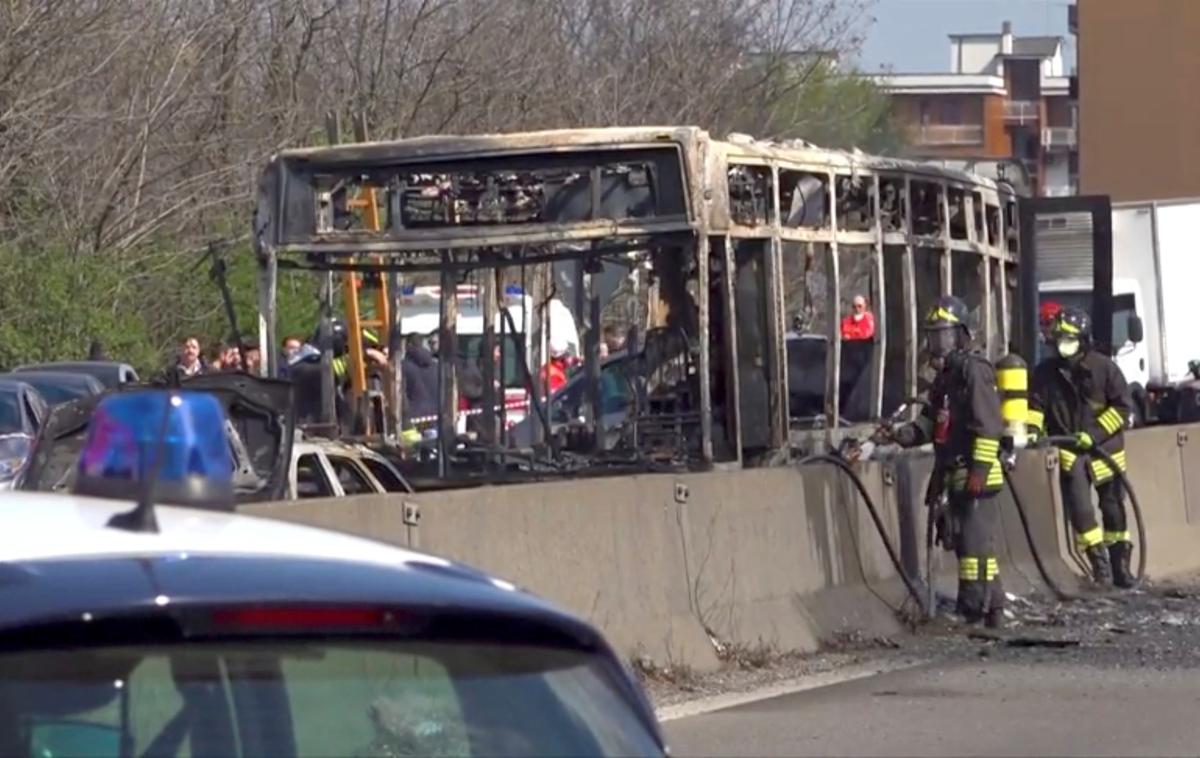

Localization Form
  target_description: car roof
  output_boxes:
[294,437,364,456]
[0,378,36,393]
[0,371,103,388]
[16,361,135,371]
[14,361,137,387]
[2,490,434,566]
[0,491,598,639]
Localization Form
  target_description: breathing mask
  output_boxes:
[925,326,959,359]
[1056,336,1081,359]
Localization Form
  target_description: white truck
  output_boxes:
[1036,198,1200,423]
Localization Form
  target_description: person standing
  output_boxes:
[891,295,1006,626]
[840,294,876,341]
[1029,306,1135,588]
[175,337,206,377]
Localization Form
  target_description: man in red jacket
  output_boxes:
[841,295,876,341]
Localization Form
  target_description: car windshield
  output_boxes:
[0,640,659,758]
[0,393,22,433]
[20,378,87,405]
[363,457,409,492]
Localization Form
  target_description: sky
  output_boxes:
[855,0,1075,74]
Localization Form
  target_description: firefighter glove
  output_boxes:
[1074,431,1094,450]
[965,464,989,497]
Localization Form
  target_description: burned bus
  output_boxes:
[252,127,1023,474]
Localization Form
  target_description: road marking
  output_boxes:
[655,658,929,722]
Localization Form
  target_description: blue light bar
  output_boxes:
[504,285,524,297]
[74,390,235,510]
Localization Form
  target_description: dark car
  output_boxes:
[0,492,666,757]
[0,371,105,407]
[0,380,48,486]
[0,379,47,437]
[17,373,295,503]
[13,361,139,389]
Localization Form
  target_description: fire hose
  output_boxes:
[794,453,925,613]
[1020,435,1148,588]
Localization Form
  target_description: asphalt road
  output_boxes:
[664,582,1200,757]
[666,658,1200,757]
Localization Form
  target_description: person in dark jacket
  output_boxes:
[1029,306,1134,588]
[402,335,440,422]
[892,295,1006,626]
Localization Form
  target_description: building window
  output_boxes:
[940,100,962,124]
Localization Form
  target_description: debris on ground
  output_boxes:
[645,573,1200,709]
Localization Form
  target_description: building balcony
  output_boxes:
[1003,100,1040,124]
[911,124,984,146]
[1042,126,1077,150]
[1042,181,1078,197]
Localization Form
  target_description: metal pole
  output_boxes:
[387,270,404,438]
[257,248,278,379]
[319,270,336,429]
[437,250,458,475]
[498,269,509,444]
[585,259,602,450]
[481,264,498,447]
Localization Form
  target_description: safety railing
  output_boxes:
[913,124,984,146]
[1042,126,1077,149]
[1003,100,1040,123]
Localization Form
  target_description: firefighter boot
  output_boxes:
[984,571,1005,629]
[1086,545,1112,586]
[956,581,986,624]
[1110,541,1135,589]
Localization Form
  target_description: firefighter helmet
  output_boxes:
[925,295,971,335]
[1051,306,1092,342]
[310,317,349,357]
[1040,300,1062,328]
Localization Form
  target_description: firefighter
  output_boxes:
[893,295,1007,625]
[1039,300,1063,344]
[1029,306,1134,588]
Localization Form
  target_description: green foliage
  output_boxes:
[0,235,322,375]
[750,61,907,155]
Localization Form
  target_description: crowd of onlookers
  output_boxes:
[169,335,266,380]
[168,322,631,432]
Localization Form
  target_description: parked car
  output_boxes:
[0,379,47,490]
[13,361,139,389]
[0,371,104,407]
[17,373,294,504]
[0,485,665,756]
[291,437,414,499]
[0,379,46,437]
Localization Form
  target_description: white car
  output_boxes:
[289,438,413,499]
[0,490,665,757]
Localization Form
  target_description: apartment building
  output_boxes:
[873,22,1078,197]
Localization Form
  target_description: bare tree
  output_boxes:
[0,0,880,367]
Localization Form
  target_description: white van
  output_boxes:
[397,285,581,425]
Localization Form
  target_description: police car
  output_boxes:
[0,391,665,757]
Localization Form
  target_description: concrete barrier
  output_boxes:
[243,422,1200,670]
[246,462,914,670]
[1125,424,1195,577]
